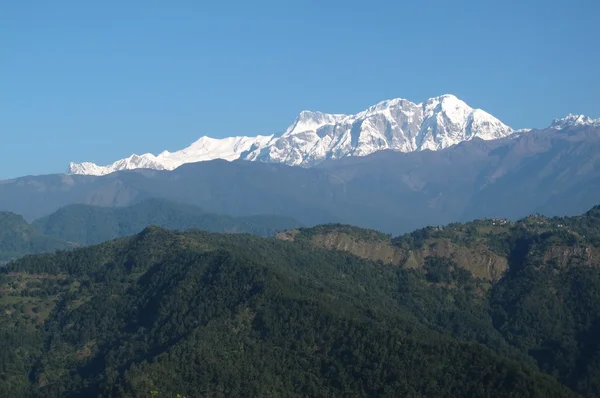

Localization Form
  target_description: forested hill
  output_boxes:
[0,212,74,264]
[0,199,300,262]
[281,205,600,280]
[3,206,600,396]
[32,198,300,245]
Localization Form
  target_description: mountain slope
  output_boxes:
[2,125,599,234]
[315,124,600,230]
[68,94,514,174]
[32,198,300,245]
[0,200,299,262]
[0,221,585,397]
[276,205,600,397]
[0,212,73,263]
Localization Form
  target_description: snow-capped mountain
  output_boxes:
[68,94,515,175]
[67,135,274,176]
[549,114,600,130]
[241,95,513,166]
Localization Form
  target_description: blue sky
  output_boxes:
[2,0,599,179]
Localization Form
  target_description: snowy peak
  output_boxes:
[161,135,274,164]
[550,114,600,130]
[415,95,513,151]
[284,110,347,136]
[67,94,517,175]
[358,97,418,117]
[423,94,466,116]
[67,135,274,176]
[67,162,111,176]
[67,153,166,176]
[241,94,513,166]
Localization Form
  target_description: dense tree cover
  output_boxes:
[293,224,392,243]
[32,199,301,245]
[3,207,600,396]
[0,199,300,262]
[0,212,73,264]
[551,206,600,246]
[391,207,600,257]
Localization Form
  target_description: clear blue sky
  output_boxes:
[2,0,599,179]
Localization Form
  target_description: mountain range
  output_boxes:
[3,123,599,234]
[67,94,600,177]
[68,94,517,175]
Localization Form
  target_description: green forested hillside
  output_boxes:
[32,198,301,245]
[0,199,299,262]
[2,207,600,397]
[0,212,74,264]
